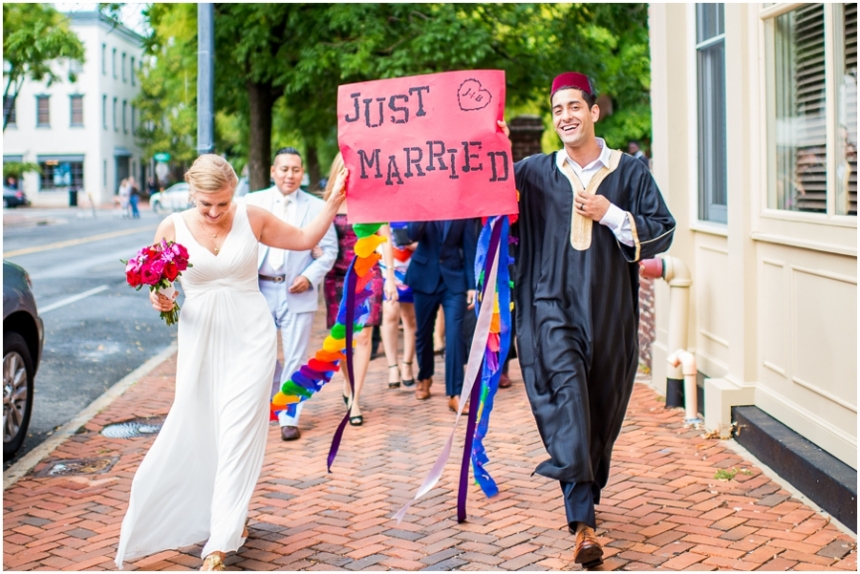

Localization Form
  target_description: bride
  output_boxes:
[115,154,347,571]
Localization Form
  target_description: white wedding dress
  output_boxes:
[116,203,276,569]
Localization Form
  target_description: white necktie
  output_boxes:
[268,197,292,272]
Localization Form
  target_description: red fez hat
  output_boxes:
[550,72,594,99]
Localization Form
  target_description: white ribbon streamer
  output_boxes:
[394,221,501,523]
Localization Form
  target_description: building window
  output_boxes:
[36,95,50,127]
[4,96,16,126]
[122,100,128,132]
[131,104,136,133]
[696,3,727,223]
[70,95,83,126]
[113,97,118,131]
[102,43,107,75]
[122,52,127,82]
[766,3,857,216]
[38,159,84,190]
[102,95,107,129]
[104,159,108,187]
[112,47,117,78]
[131,57,136,86]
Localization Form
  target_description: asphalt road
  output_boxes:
[3,205,179,468]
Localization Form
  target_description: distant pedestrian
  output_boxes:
[128,176,141,218]
[628,140,651,169]
[118,179,131,217]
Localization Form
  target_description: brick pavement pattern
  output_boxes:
[4,312,856,571]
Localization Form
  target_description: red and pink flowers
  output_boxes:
[123,240,192,326]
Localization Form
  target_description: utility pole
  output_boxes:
[197,3,214,155]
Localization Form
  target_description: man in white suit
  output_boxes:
[245,147,337,441]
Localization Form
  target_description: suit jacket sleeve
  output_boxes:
[407,222,427,243]
[299,219,337,287]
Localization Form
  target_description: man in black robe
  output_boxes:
[499,72,675,568]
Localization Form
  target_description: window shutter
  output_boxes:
[844,3,857,215]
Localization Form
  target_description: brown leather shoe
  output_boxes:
[573,526,603,566]
[280,425,301,441]
[498,374,512,388]
[447,396,469,415]
[415,378,431,400]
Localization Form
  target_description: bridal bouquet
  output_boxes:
[122,240,192,326]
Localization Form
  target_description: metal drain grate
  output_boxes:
[36,456,119,477]
[101,416,165,439]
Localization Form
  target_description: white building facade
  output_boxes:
[649,3,856,468]
[3,12,145,207]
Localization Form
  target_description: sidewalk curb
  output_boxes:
[3,342,178,490]
[724,437,856,537]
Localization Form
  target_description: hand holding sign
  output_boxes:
[338,70,518,223]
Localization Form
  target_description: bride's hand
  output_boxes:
[149,289,176,312]
[327,168,348,210]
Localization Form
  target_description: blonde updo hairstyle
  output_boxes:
[323,152,345,201]
[185,154,238,195]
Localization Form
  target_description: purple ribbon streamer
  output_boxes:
[327,257,358,472]
[456,218,503,523]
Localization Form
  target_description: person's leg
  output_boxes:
[561,481,603,566]
[343,326,372,422]
[399,302,417,384]
[441,287,466,399]
[276,311,314,429]
[434,307,445,354]
[381,299,402,387]
[412,289,440,399]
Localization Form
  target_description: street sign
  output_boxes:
[153,152,171,162]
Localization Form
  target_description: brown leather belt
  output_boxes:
[259,274,286,283]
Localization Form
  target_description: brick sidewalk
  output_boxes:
[3,312,856,571]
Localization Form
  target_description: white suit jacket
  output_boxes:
[244,186,337,314]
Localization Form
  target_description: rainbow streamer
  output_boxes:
[469,215,514,499]
[270,222,385,471]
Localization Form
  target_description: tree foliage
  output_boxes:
[141,3,653,187]
[134,3,199,171]
[2,3,85,131]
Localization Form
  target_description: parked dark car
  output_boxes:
[3,186,29,208]
[3,261,43,459]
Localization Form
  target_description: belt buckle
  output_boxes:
[274,276,285,283]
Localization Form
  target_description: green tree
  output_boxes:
[2,3,86,131]
[134,3,198,175]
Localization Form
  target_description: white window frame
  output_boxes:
[760,2,857,225]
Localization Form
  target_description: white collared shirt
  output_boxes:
[260,190,298,275]
[556,138,634,246]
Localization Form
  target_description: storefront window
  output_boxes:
[835,3,857,216]
[39,160,84,190]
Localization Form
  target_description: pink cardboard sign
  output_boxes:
[338,70,518,223]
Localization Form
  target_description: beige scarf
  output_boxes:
[560,149,623,251]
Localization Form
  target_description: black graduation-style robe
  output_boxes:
[513,151,675,491]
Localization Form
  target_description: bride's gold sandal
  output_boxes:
[200,553,225,571]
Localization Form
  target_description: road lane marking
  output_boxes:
[40,285,110,313]
[3,224,157,258]
[3,342,178,490]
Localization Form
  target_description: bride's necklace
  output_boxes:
[198,216,229,254]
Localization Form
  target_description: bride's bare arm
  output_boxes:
[249,168,348,250]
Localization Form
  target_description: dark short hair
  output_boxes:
[273,147,303,166]
[551,86,597,110]
[628,140,641,147]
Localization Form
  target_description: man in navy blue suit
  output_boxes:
[405,219,478,414]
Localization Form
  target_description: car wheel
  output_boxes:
[152,200,162,214]
[3,332,34,460]
[3,198,9,208]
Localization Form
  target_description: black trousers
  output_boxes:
[561,481,598,530]
[413,281,466,397]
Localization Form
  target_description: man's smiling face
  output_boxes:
[551,88,600,149]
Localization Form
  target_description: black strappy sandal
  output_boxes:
[349,415,364,426]
[388,365,401,388]
[401,361,415,387]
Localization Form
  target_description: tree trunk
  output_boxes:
[247,79,274,192]
[306,142,321,195]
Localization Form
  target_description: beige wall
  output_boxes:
[648,4,857,468]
